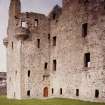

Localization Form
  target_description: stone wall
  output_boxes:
[4,0,105,102]
[19,13,50,98]
[50,0,105,102]
[0,72,7,96]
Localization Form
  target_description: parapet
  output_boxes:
[15,12,49,33]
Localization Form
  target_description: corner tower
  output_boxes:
[4,0,22,99]
[9,0,21,18]
[7,0,21,38]
[4,0,50,99]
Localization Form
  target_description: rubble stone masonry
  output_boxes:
[3,0,105,102]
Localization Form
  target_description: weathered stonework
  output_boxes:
[3,0,105,102]
[0,72,7,95]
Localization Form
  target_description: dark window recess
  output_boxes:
[53,36,56,46]
[52,88,54,94]
[53,60,57,71]
[53,13,56,20]
[48,34,50,40]
[95,90,99,98]
[12,41,14,49]
[82,23,88,37]
[84,53,90,67]
[60,88,62,95]
[104,0,105,9]
[76,89,79,96]
[84,0,89,4]
[15,15,19,19]
[43,76,46,81]
[28,70,30,77]
[26,12,29,18]
[15,71,17,75]
[45,62,48,69]
[27,90,30,96]
[43,75,49,81]
[37,39,40,48]
[35,19,38,27]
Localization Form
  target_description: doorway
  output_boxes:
[43,87,48,97]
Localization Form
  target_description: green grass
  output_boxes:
[0,96,105,105]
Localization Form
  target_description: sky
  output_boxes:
[0,0,62,72]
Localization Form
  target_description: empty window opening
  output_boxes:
[84,0,89,5]
[82,23,88,37]
[84,53,90,67]
[27,90,30,96]
[35,19,38,27]
[37,39,40,48]
[53,13,56,20]
[52,88,54,94]
[60,88,62,95]
[15,15,18,19]
[43,75,46,81]
[15,71,17,75]
[53,60,57,71]
[53,36,56,46]
[44,62,48,69]
[43,75,49,81]
[21,21,27,28]
[28,70,30,77]
[104,0,105,9]
[12,41,14,49]
[76,89,79,96]
[26,12,29,18]
[48,34,50,40]
[95,90,99,98]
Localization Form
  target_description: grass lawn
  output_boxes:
[0,96,105,105]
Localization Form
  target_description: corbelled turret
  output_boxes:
[8,0,30,41]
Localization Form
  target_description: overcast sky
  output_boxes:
[0,0,62,72]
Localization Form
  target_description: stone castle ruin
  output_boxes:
[3,0,105,102]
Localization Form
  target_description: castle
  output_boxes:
[3,0,105,102]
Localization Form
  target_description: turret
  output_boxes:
[3,0,21,47]
[8,0,21,30]
[49,5,62,21]
[9,0,29,40]
[7,0,21,36]
[9,0,21,18]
